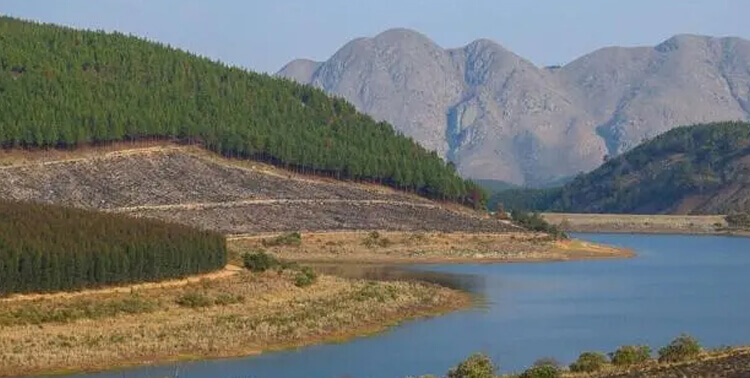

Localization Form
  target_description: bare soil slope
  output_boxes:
[0,144,514,234]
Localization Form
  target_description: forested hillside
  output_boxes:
[0,200,226,295]
[0,17,483,205]
[492,122,750,214]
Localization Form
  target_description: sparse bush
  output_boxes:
[569,351,608,372]
[175,291,213,308]
[532,357,561,369]
[262,232,302,247]
[510,210,567,239]
[363,231,392,248]
[658,334,702,363]
[294,266,318,287]
[353,282,400,302]
[610,345,652,366]
[519,363,561,378]
[446,353,497,378]
[242,251,279,272]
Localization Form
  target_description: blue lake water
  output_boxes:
[65,233,750,377]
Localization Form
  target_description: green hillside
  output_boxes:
[493,121,750,214]
[0,17,484,206]
[0,200,226,295]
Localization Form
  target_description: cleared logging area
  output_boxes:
[129,202,516,234]
[0,146,511,234]
[0,200,226,295]
[0,147,427,209]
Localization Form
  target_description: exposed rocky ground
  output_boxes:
[0,145,513,234]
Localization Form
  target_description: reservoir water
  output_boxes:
[67,233,750,377]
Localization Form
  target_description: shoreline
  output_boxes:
[3,272,471,377]
[42,295,473,378]
[541,212,750,236]
[229,231,634,265]
[4,230,630,377]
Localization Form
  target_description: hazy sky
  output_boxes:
[3,1,749,73]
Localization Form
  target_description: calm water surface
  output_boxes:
[65,234,750,377]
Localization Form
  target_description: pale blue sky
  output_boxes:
[2,1,749,73]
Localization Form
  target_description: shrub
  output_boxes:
[519,364,561,378]
[363,231,392,248]
[294,266,318,287]
[446,353,497,378]
[510,210,568,239]
[658,334,702,363]
[569,351,608,372]
[610,345,652,366]
[242,251,279,272]
[175,291,213,308]
[262,232,302,247]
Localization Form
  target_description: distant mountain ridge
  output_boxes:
[278,29,750,186]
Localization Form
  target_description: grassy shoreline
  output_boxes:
[0,270,470,377]
[228,231,633,265]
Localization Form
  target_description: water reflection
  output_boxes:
[309,262,485,293]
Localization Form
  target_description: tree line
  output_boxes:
[0,16,485,207]
[0,200,227,295]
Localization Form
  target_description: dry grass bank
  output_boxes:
[0,270,468,377]
[228,231,632,264]
[543,213,727,234]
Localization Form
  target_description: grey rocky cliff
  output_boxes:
[278,30,750,186]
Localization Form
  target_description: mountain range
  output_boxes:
[278,29,750,186]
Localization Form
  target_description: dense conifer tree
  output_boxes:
[0,17,485,207]
[0,200,227,295]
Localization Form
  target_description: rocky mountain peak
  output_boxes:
[278,31,750,186]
